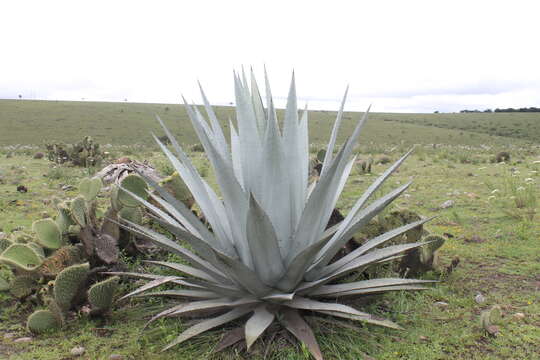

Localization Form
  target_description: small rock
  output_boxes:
[434,301,449,308]
[16,185,28,193]
[439,200,455,209]
[419,335,429,341]
[513,312,525,320]
[475,293,486,304]
[33,152,44,159]
[61,184,75,191]
[486,325,499,336]
[14,337,33,343]
[0,232,5,240]
[109,355,125,360]
[71,346,85,356]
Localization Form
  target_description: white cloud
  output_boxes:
[1,0,539,112]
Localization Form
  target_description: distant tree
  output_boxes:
[434,110,439,113]
[18,94,22,99]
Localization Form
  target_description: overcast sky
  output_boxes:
[1,0,539,113]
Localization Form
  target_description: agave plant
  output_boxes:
[114,70,435,359]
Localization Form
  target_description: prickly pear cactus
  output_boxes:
[0,276,10,291]
[10,275,39,298]
[54,263,90,311]
[118,174,148,208]
[79,177,103,202]
[161,172,193,208]
[38,245,85,277]
[0,243,43,271]
[316,149,326,162]
[70,196,87,227]
[88,276,120,315]
[420,235,445,268]
[26,309,60,334]
[55,206,74,234]
[33,219,62,249]
[118,207,143,224]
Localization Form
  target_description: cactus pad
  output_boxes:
[10,275,38,298]
[54,263,90,311]
[33,219,62,249]
[79,177,103,201]
[9,231,33,244]
[56,207,74,234]
[118,174,148,207]
[316,149,326,162]
[27,310,60,334]
[70,196,87,227]
[26,242,45,258]
[118,207,143,224]
[88,276,120,314]
[0,238,13,253]
[0,243,43,271]
[0,276,9,291]
[162,172,192,203]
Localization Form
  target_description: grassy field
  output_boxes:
[0,101,539,359]
[2,100,538,148]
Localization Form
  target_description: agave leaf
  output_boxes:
[198,82,230,159]
[279,307,323,360]
[229,120,244,188]
[162,305,255,351]
[119,276,180,300]
[300,241,430,293]
[257,102,293,250]
[319,216,435,278]
[321,86,349,176]
[213,249,273,297]
[309,278,436,297]
[246,195,285,286]
[316,310,402,330]
[249,69,266,139]
[233,73,262,194]
[318,285,430,298]
[137,169,211,238]
[215,326,245,352]
[277,233,332,292]
[167,298,259,318]
[290,144,348,259]
[285,296,370,316]
[281,72,305,230]
[152,132,235,255]
[119,219,230,284]
[183,107,251,266]
[143,260,218,283]
[133,289,220,299]
[245,305,275,350]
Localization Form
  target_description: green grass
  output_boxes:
[1,99,536,148]
[383,112,540,143]
[1,100,539,359]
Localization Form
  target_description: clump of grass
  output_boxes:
[487,174,537,221]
